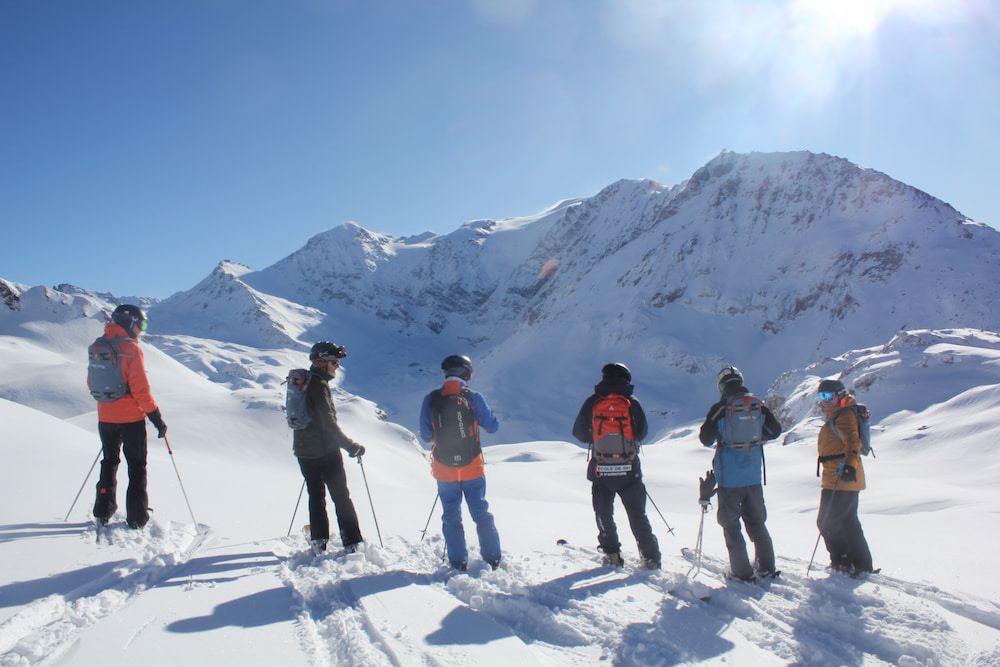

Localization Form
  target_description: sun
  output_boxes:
[792,0,925,37]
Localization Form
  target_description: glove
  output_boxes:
[147,409,167,439]
[838,463,857,483]
[349,444,365,458]
[699,470,717,503]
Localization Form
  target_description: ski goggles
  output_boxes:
[138,318,148,331]
[818,391,835,402]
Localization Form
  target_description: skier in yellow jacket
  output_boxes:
[816,379,874,575]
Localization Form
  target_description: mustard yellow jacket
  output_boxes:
[817,395,866,491]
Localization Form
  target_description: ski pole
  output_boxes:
[64,445,103,522]
[356,456,383,548]
[806,477,841,575]
[420,493,439,541]
[163,436,200,530]
[287,479,306,537]
[686,502,711,579]
[645,490,675,535]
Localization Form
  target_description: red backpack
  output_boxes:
[591,394,638,462]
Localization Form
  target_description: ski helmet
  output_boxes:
[111,304,147,337]
[441,354,473,380]
[601,362,632,382]
[717,366,744,394]
[310,341,346,361]
[817,378,847,398]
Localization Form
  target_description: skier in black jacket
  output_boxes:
[572,363,660,569]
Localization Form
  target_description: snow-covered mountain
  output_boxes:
[3,150,1000,665]
[133,150,1000,442]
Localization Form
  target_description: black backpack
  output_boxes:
[429,388,481,467]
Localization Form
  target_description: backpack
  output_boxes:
[591,393,639,462]
[829,404,873,456]
[429,388,481,467]
[718,393,764,447]
[88,336,130,402]
[284,369,316,430]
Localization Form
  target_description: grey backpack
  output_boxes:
[718,393,765,447]
[284,369,317,429]
[88,336,130,402]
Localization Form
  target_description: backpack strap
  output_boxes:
[827,407,850,442]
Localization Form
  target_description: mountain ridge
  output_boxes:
[4,150,999,441]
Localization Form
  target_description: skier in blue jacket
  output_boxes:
[699,366,782,582]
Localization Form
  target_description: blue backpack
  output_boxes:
[829,404,873,456]
[88,336,130,402]
[284,369,317,429]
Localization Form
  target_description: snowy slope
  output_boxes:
[2,301,1000,664]
[2,360,1000,665]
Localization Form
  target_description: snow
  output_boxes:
[2,325,1000,665]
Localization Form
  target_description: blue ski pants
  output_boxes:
[437,476,501,565]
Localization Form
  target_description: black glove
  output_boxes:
[838,463,857,483]
[699,470,717,503]
[349,444,365,458]
[147,408,167,439]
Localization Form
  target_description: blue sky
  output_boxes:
[2,0,998,299]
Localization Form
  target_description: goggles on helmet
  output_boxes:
[818,391,836,402]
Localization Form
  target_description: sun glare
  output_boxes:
[796,0,888,36]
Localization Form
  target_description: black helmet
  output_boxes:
[717,366,743,394]
[441,354,473,381]
[310,341,346,361]
[601,362,631,382]
[111,304,147,336]
[818,378,847,398]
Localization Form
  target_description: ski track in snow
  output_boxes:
[3,524,999,666]
[0,520,210,667]
[675,549,1000,667]
[271,535,1000,666]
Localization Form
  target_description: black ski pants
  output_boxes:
[93,420,149,526]
[298,451,363,547]
[716,484,775,580]
[818,488,873,572]
[592,478,660,561]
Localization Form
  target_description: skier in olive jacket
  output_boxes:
[294,341,365,553]
[816,378,874,575]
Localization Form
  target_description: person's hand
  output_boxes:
[838,463,857,483]
[699,470,717,503]
[350,444,366,458]
[147,409,167,438]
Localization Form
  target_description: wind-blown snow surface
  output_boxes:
[2,309,1000,664]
